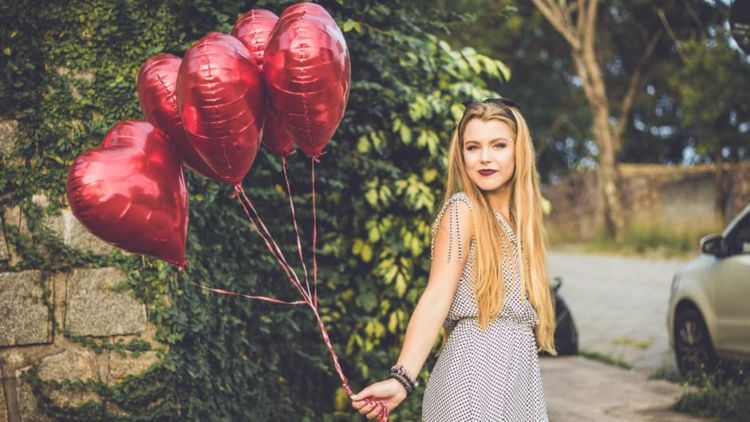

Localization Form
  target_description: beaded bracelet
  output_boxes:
[389,365,419,392]
[389,372,413,395]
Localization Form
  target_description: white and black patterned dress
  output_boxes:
[422,192,549,422]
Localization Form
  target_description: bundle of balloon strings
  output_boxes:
[182,158,389,421]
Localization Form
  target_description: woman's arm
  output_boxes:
[352,198,473,419]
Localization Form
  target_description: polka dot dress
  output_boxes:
[422,192,549,422]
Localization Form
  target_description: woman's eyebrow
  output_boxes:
[464,137,510,144]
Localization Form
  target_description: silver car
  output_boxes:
[668,203,750,378]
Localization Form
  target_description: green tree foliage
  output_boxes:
[436,0,595,183]
[436,0,747,180]
[1,0,509,420]
[672,29,750,163]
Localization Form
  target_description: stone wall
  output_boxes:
[0,118,163,421]
[543,161,750,241]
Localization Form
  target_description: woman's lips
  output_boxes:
[478,170,497,176]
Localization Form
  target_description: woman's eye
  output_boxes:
[494,143,506,149]
[466,146,477,151]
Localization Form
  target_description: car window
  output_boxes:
[727,213,750,255]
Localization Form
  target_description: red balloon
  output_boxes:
[231,9,295,158]
[137,53,223,181]
[176,32,264,185]
[67,121,189,267]
[264,3,351,158]
[262,106,296,157]
[231,9,279,72]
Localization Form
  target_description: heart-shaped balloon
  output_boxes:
[232,9,295,158]
[66,120,189,267]
[176,32,264,185]
[232,9,279,72]
[262,106,296,158]
[137,53,223,181]
[264,3,351,158]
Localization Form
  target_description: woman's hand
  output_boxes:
[351,378,408,420]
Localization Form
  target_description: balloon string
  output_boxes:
[234,184,311,303]
[235,182,388,422]
[282,157,313,300]
[181,268,306,305]
[311,157,319,309]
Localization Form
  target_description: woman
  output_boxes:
[351,99,556,421]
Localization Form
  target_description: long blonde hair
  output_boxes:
[443,101,556,355]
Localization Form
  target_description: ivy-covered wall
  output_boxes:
[0,0,508,420]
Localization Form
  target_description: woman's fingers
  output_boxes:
[366,405,383,420]
[358,401,377,415]
[352,384,377,400]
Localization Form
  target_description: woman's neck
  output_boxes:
[485,186,512,223]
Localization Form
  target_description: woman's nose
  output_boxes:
[480,147,491,163]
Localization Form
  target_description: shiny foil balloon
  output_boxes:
[137,53,223,181]
[66,121,189,267]
[263,3,351,158]
[176,32,264,185]
[231,9,295,158]
[231,8,279,72]
[262,107,295,157]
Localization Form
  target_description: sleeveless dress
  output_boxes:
[422,192,549,422]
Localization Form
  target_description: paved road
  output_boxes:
[547,251,692,373]
[540,356,707,421]
[541,252,710,421]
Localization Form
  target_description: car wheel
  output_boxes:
[674,306,717,380]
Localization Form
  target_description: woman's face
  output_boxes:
[462,118,516,193]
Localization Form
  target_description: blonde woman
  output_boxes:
[351,99,556,421]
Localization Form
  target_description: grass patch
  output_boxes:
[668,360,750,422]
[611,336,654,350]
[672,380,750,422]
[549,221,723,259]
[648,366,684,383]
[579,349,633,370]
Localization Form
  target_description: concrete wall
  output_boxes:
[0,118,163,421]
[543,161,750,241]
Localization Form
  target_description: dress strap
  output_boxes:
[431,192,472,262]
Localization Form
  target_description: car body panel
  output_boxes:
[668,204,750,362]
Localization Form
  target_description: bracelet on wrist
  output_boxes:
[388,372,413,395]
[389,365,419,391]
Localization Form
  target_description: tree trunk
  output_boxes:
[572,53,626,240]
[531,0,627,240]
[714,152,731,225]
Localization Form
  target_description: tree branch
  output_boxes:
[531,0,580,49]
[613,30,663,146]
[656,8,687,62]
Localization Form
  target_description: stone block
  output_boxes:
[37,350,99,408]
[37,349,97,382]
[0,119,18,158]
[55,67,94,101]
[0,271,52,346]
[4,193,113,255]
[0,366,8,422]
[61,210,114,255]
[0,218,9,262]
[65,268,147,337]
[2,206,28,266]
[15,367,50,422]
[107,351,160,384]
[48,272,68,334]
[3,205,28,237]
[30,195,63,239]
